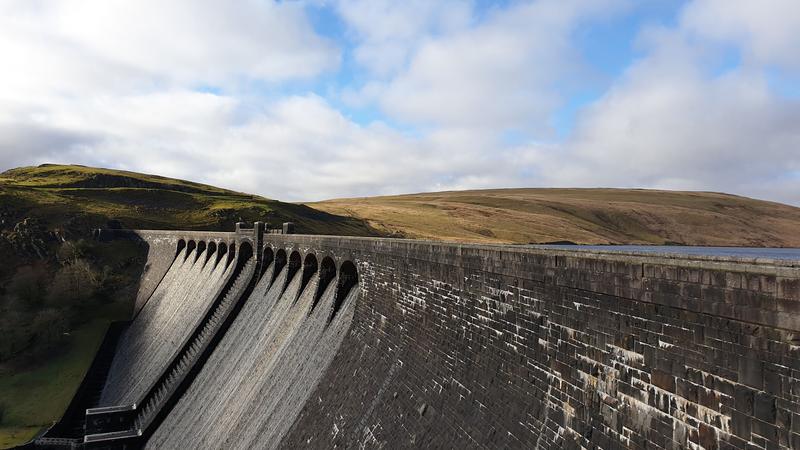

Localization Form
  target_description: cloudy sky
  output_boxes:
[1,0,798,204]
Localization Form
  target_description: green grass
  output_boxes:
[1,164,231,194]
[0,426,40,449]
[0,306,122,448]
[0,164,378,235]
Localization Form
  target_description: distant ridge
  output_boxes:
[3,164,798,247]
[309,188,800,247]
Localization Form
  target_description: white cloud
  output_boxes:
[378,0,629,131]
[5,90,517,201]
[335,0,472,76]
[187,95,538,201]
[0,0,339,100]
[0,0,799,208]
[681,0,800,71]
[545,0,800,205]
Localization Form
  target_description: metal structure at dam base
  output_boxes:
[22,222,800,449]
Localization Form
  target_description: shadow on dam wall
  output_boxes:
[29,225,800,449]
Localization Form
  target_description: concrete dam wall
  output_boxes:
[34,225,800,449]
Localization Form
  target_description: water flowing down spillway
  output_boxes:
[145,258,357,449]
[100,245,235,405]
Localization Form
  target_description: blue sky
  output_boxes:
[305,1,690,133]
[334,1,681,130]
[0,0,798,205]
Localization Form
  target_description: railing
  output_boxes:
[29,436,82,449]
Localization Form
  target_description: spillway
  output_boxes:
[146,259,357,448]
[101,244,235,405]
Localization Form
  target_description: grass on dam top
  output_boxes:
[310,188,800,247]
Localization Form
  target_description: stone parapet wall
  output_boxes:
[259,235,800,449]
[97,229,800,449]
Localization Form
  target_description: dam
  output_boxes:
[30,223,800,449]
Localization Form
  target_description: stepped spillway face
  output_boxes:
[48,227,800,450]
[100,242,236,405]
[146,255,357,448]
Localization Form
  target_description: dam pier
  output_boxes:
[30,224,800,449]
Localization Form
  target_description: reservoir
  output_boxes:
[532,244,800,261]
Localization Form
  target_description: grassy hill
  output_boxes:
[0,164,375,235]
[310,188,800,247]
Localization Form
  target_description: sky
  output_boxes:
[0,0,799,204]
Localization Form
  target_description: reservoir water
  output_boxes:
[532,245,800,261]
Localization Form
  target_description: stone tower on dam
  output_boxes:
[28,223,800,449]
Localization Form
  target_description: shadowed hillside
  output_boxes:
[310,188,800,247]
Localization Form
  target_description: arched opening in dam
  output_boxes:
[284,250,301,294]
[185,240,196,261]
[299,253,318,301]
[273,248,287,285]
[205,241,217,265]
[195,241,206,262]
[261,246,274,279]
[216,242,228,267]
[331,260,357,322]
[234,241,253,267]
[175,239,186,258]
[228,243,237,267]
[314,256,336,310]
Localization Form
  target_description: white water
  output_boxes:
[146,262,357,449]
[101,247,235,405]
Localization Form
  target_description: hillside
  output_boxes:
[0,164,375,236]
[310,188,800,247]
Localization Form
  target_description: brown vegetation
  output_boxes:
[310,188,800,247]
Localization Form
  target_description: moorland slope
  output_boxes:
[0,164,374,236]
[311,188,800,247]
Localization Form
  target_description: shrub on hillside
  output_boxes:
[0,235,144,364]
[0,307,70,362]
[56,240,90,264]
[47,259,101,308]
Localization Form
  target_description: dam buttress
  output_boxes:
[28,223,800,449]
